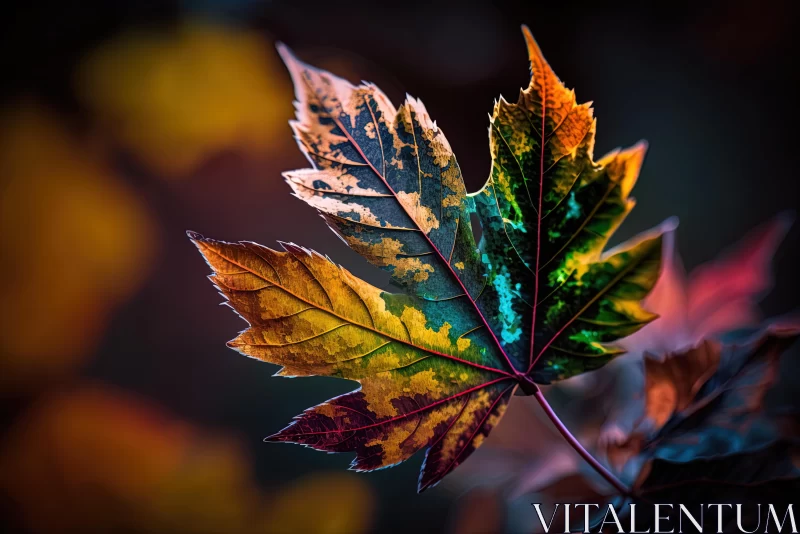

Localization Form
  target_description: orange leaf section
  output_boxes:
[604,341,721,470]
[642,340,721,429]
[191,235,502,378]
[523,26,585,148]
[191,234,514,489]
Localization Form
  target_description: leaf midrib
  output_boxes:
[527,239,657,374]
[204,244,515,378]
[274,377,514,438]
[298,73,521,376]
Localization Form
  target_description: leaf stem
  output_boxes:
[533,390,631,496]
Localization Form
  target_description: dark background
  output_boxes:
[2,0,798,532]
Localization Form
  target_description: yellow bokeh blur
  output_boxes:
[76,20,293,178]
[1,19,375,534]
[0,104,156,393]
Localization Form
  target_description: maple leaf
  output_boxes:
[191,26,664,491]
[444,215,793,500]
[620,212,793,357]
[597,323,800,531]
[470,323,800,532]
[600,213,792,446]
[628,323,800,481]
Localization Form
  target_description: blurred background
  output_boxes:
[1,0,798,532]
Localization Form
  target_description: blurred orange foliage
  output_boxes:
[448,488,503,534]
[0,384,375,533]
[262,472,375,534]
[0,384,263,533]
[0,105,156,394]
[75,20,293,178]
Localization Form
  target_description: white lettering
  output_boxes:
[655,504,674,533]
[600,504,624,533]
[735,503,760,533]
[707,504,732,533]
[766,504,797,533]
[575,504,599,533]
[678,504,703,533]
[532,504,559,533]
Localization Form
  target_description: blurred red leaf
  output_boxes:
[620,213,791,356]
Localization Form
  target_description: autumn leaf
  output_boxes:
[598,323,800,531]
[637,339,721,433]
[445,216,795,503]
[536,322,800,532]
[620,213,792,357]
[192,26,664,491]
[630,323,800,478]
[599,213,792,445]
[465,324,800,532]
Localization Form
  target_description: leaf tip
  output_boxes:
[264,424,295,443]
[520,24,545,64]
[770,210,795,243]
[416,478,432,494]
[186,230,204,241]
[275,41,296,65]
[278,240,309,256]
[631,139,649,154]
[417,471,444,493]
[776,209,796,226]
[275,41,310,88]
[661,216,680,233]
